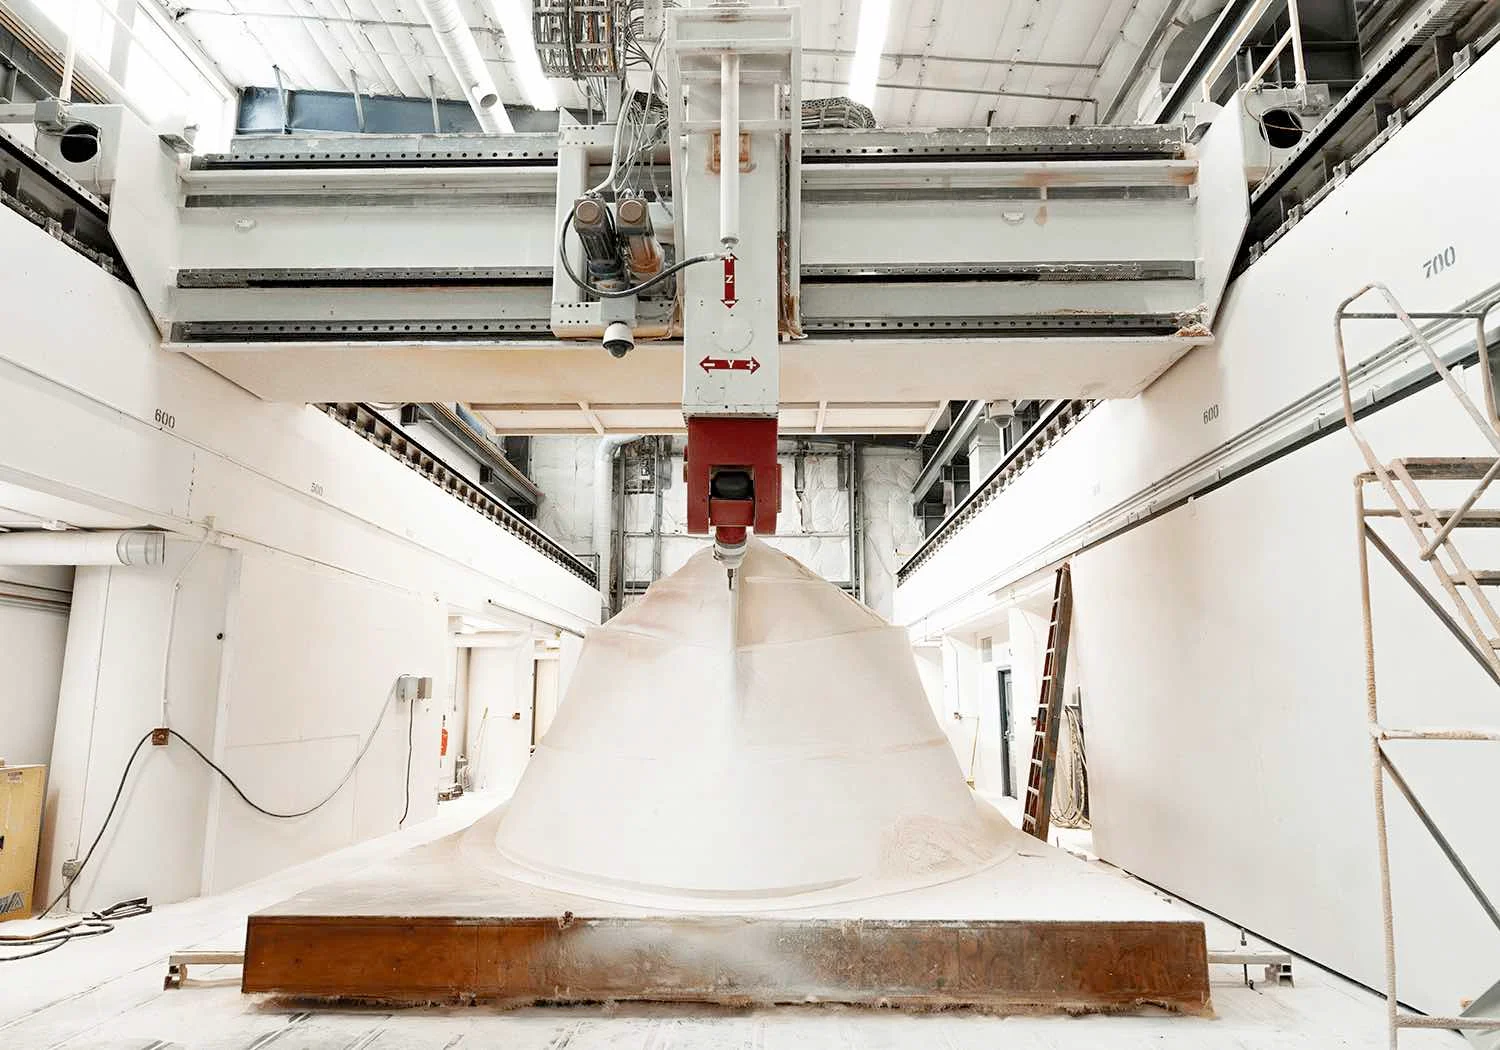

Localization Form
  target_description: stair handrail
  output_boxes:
[1335,283,1500,666]
[1334,282,1500,461]
[1336,283,1500,543]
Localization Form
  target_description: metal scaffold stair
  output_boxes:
[1334,283,1500,1048]
[1022,561,1073,842]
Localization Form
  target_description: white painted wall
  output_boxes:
[913,642,944,720]
[861,448,926,619]
[620,448,856,587]
[443,645,470,788]
[44,547,232,911]
[0,565,71,769]
[531,436,924,616]
[939,636,982,784]
[200,549,449,895]
[531,437,599,559]
[1072,383,1500,1012]
[971,636,1003,793]
[1001,601,1051,801]
[532,655,561,743]
[465,641,536,797]
[897,47,1500,1013]
[557,632,584,714]
[0,182,599,912]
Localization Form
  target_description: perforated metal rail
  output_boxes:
[897,400,1095,584]
[318,403,596,587]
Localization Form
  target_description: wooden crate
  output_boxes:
[0,763,45,922]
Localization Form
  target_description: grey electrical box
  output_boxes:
[397,675,433,703]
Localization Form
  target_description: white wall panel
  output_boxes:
[0,566,72,769]
[900,45,1500,635]
[44,547,232,911]
[201,550,449,894]
[532,656,561,745]
[442,645,470,789]
[1074,384,1500,1014]
[530,437,598,560]
[0,155,599,910]
[859,448,924,620]
[466,642,536,797]
[896,47,1500,1013]
[530,437,922,614]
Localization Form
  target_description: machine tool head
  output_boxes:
[714,525,748,588]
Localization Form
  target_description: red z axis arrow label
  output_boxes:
[722,254,737,309]
[700,356,761,374]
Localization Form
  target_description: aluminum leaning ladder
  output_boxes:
[1334,281,1500,1048]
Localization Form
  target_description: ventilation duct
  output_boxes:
[593,435,640,614]
[413,0,514,133]
[1160,13,1222,89]
[0,529,167,566]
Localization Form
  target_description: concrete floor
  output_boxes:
[0,793,1467,1049]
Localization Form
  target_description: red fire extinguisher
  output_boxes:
[440,714,449,758]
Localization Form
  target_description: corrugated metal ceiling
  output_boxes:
[167,1,1230,126]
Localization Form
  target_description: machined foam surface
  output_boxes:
[493,539,1017,909]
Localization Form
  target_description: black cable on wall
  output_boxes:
[16,674,425,948]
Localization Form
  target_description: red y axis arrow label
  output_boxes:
[721,253,737,309]
[699,356,761,374]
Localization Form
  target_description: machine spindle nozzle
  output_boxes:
[714,526,748,590]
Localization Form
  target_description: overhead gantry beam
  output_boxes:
[16,109,1253,433]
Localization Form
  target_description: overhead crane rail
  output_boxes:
[8,65,1245,427]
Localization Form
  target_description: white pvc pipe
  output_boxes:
[1286,0,1308,90]
[0,0,162,129]
[60,0,81,101]
[1199,0,1275,102]
[413,0,514,133]
[0,529,165,566]
[719,52,740,250]
[593,435,640,614]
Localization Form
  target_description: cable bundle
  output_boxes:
[0,897,151,962]
[3,676,418,963]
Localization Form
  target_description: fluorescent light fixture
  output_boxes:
[847,0,891,107]
[486,0,558,111]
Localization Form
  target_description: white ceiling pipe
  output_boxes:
[593,435,640,615]
[413,0,514,133]
[0,529,166,566]
[720,52,740,250]
[59,0,81,102]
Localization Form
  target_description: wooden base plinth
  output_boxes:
[244,912,1209,1012]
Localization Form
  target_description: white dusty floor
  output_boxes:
[0,792,1468,1050]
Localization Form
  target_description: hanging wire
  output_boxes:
[28,677,416,928]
